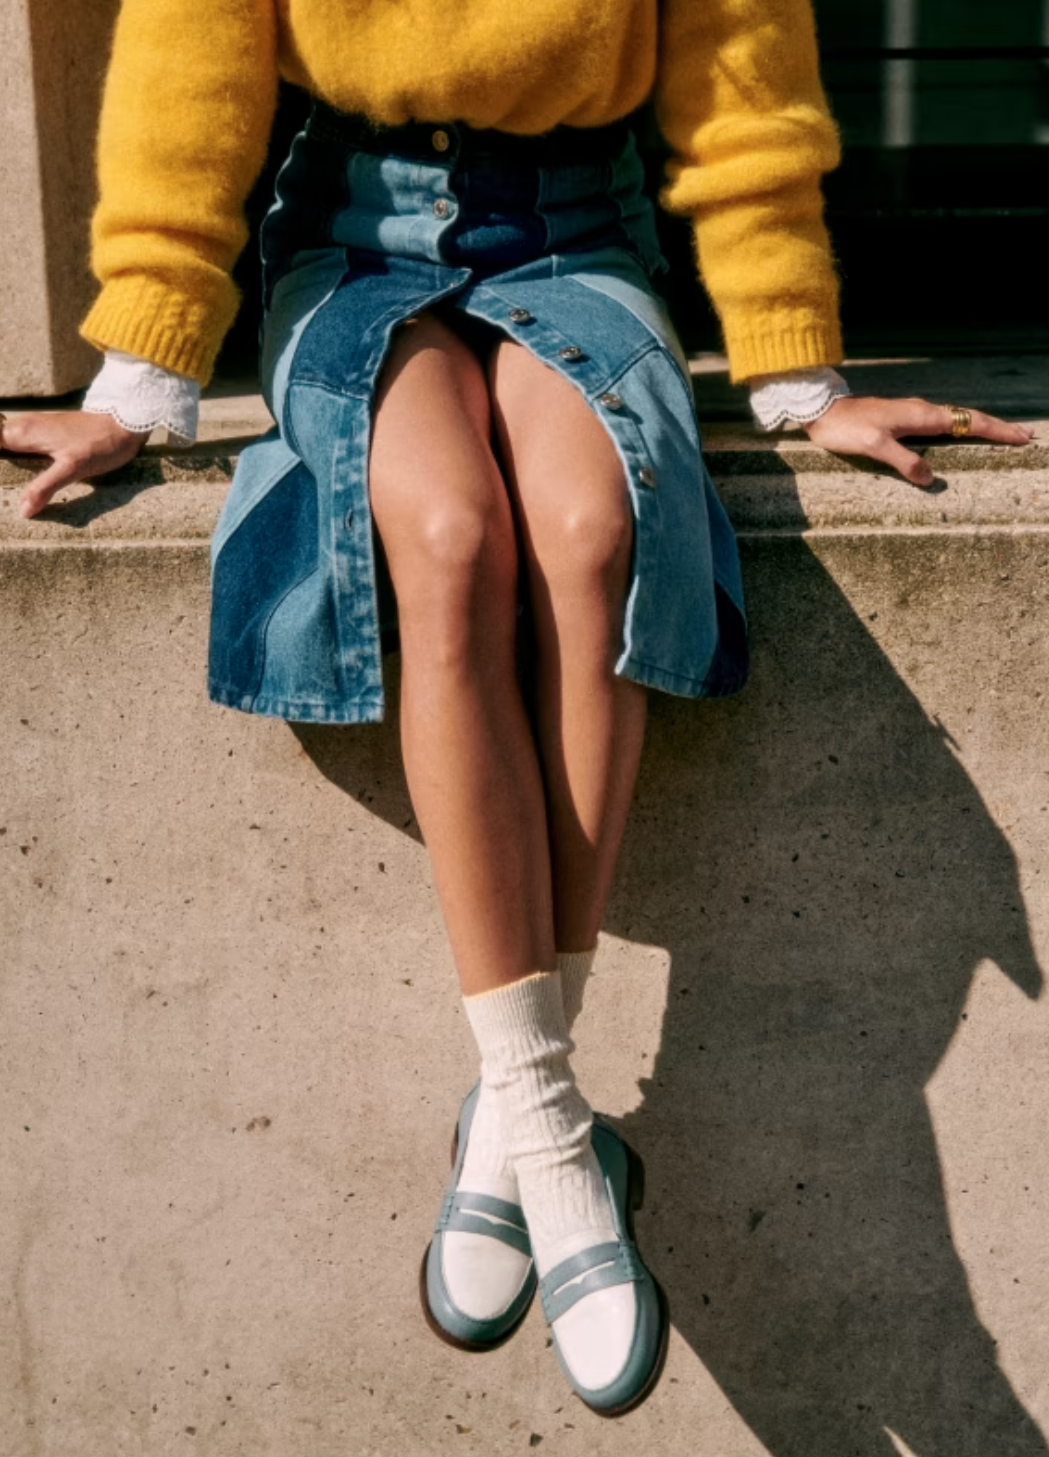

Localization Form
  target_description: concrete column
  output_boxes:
[0,0,119,397]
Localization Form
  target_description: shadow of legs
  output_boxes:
[610,538,1046,1457]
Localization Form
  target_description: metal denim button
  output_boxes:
[599,393,623,411]
[432,129,450,152]
[433,198,451,219]
[638,467,657,489]
[558,345,583,361]
[508,307,533,324]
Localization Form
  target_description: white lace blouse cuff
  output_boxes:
[82,350,200,443]
[748,366,850,431]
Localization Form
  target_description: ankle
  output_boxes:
[463,971,572,1075]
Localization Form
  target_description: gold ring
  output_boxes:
[945,405,972,438]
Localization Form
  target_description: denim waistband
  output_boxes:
[307,101,634,170]
[262,102,665,305]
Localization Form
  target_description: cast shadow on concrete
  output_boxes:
[293,535,1046,1457]
[607,538,1046,1456]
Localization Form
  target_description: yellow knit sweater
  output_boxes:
[81,0,842,385]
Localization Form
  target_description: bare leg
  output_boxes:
[369,314,555,994]
[489,341,648,953]
[395,324,661,1390]
[472,344,653,1390]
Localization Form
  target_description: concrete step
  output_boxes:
[2,348,1045,538]
[1,416,1046,540]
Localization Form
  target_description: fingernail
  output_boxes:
[19,500,32,519]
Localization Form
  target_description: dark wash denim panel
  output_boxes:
[208,117,748,724]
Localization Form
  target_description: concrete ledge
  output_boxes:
[2,348,1044,534]
[0,419,1046,541]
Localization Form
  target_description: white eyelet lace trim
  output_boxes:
[82,350,200,444]
[83,354,846,446]
[748,366,851,431]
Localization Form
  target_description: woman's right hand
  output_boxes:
[1,411,150,518]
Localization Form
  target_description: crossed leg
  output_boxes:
[488,337,647,955]
[369,313,555,994]
[372,312,655,1394]
[369,311,646,987]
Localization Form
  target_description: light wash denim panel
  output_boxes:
[208,106,748,724]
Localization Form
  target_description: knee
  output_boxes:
[392,497,517,651]
[408,496,516,604]
[417,498,511,581]
[540,498,633,591]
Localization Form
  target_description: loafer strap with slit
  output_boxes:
[539,1240,645,1324]
[436,1190,533,1258]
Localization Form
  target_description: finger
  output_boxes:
[885,399,1035,445]
[19,457,83,518]
[881,397,955,439]
[951,408,1035,445]
[866,434,935,489]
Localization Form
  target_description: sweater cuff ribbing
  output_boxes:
[722,319,844,385]
[80,274,241,388]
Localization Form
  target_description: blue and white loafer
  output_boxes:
[421,1083,537,1351]
[539,1118,668,1415]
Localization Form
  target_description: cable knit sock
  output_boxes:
[463,972,615,1276]
[557,946,596,1032]
[464,972,638,1389]
[456,1074,518,1201]
[449,950,595,1317]
[458,947,594,1193]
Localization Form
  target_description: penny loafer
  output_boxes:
[539,1117,668,1415]
[421,1082,537,1351]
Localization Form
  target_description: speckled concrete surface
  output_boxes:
[2,435,1049,1455]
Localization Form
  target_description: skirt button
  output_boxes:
[638,467,657,488]
[432,129,451,152]
[558,345,583,361]
[432,198,451,219]
[599,392,623,410]
[508,307,533,324]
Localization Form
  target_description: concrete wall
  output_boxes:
[0,0,119,395]
[2,445,1049,1455]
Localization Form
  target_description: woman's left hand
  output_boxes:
[803,396,1035,488]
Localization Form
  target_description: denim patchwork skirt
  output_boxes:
[208,103,748,724]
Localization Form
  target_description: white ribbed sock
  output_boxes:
[457,948,594,1195]
[557,946,596,1032]
[456,1072,518,1203]
[463,971,615,1278]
